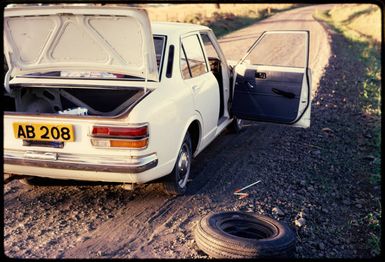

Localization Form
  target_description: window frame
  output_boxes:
[153,34,167,82]
[199,30,229,70]
[199,32,221,62]
[181,44,192,79]
[180,32,209,79]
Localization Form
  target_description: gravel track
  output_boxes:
[3,4,380,258]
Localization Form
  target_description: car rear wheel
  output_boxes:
[227,116,243,133]
[19,177,46,187]
[162,132,192,196]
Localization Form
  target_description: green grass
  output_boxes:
[314,5,381,257]
[366,208,381,256]
[368,233,381,256]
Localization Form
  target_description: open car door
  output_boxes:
[231,31,311,128]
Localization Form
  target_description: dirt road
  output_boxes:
[4,4,379,258]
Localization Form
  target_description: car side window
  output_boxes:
[180,34,208,79]
[200,33,220,60]
[200,33,222,74]
[153,36,166,72]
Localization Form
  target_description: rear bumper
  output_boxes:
[4,149,158,174]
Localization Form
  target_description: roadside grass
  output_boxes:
[327,4,381,42]
[314,4,381,256]
[314,4,381,184]
[142,4,296,37]
[366,205,382,255]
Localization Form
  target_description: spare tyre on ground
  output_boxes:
[194,211,296,258]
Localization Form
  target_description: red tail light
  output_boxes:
[90,124,149,149]
[92,125,148,138]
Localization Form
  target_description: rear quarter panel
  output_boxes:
[127,75,198,177]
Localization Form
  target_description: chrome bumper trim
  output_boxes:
[4,150,158,173]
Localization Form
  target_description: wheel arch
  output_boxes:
[180,115,203,157]
[187,119,201,156]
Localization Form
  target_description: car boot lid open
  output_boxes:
[3,5,159,83]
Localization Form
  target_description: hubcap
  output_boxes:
[176,143,190,188]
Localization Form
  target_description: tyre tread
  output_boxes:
[193,212,296,258]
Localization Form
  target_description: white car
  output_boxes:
[3,5,312,195]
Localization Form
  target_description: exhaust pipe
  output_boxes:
[121,183,135,191]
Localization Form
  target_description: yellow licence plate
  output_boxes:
[13,122,75,142]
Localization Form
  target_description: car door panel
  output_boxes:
[232,30,311,128]
[181,33,219,146]
[189,73,220,142]
[233,65,305,123]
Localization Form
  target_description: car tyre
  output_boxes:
[19,177,45,187]
[228,116,243,133]
[162,132,192,196]
[194,211,296,258]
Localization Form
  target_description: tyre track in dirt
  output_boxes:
[127,124,272,257]
[4,4,335,259]
[62,118,269,258]
[60,188,171,258]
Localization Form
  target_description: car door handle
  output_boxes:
[272,88,295,99]
[246,81,254,88]
[192,85,200,91]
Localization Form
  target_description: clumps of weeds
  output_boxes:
[366,207,381,256]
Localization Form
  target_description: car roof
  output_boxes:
[151,22,211,36]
